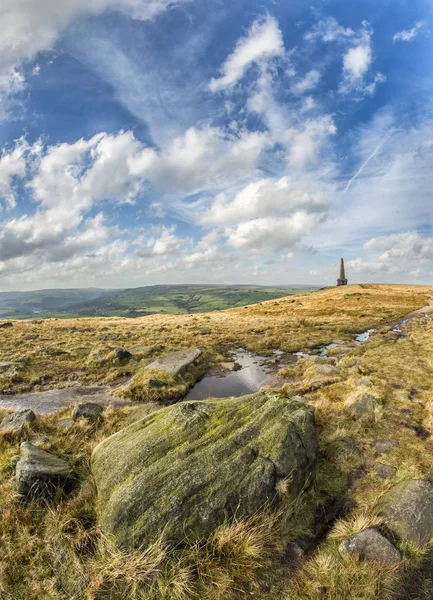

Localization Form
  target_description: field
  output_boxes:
[1,283,433,600]
[0,285,313,319]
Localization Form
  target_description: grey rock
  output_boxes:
[284,542,305,564]
[92,392,318,549]
[113,348,132,362]
[351,394,377,423]
[16,442,74,498]
[144,348,202,378]
[339,528,401,566]
[374,463,397,480]
[72,403,104,423]
[372,439,399,456]
[57,419,75,429]
[355,376,373,387]
[0,409,36,437]
[378,479,433,547]
[315,364,340,375]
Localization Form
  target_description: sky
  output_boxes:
[0,0,432,290]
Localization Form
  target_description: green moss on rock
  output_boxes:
[92,392,318,549]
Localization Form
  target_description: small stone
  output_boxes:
[220,362,237,372]
[113,348,132,362]
[355,376,372,387]
[0,322,13,329]
[372,439,399,456]
[315,364,340,375]
[0,409,36,437]
[374,463,397,480]
[339,529,401,566]
[351,394,377,423]
[16,442,74,499]
[72,403,104,423]
[57,419,75,429]
[284,542,305,564]
[378,480,433,546]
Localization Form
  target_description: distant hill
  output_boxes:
[0,285,318,319]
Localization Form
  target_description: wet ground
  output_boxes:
[0,386,132,415]
[1,298,432,413]
[185,349,281,401]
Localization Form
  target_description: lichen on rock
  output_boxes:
[92,391,318,550]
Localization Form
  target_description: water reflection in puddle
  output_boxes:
[355,329,375,342]
[185,349,277,400]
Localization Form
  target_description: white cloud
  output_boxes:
[136,226,184,257]
[0,138,34,209]
[393,21,424,42]
[348,231,433,276]
[183,231,221,268]
[129,125,272,193]
[291,69,321,95]
[305,17,355,43]
[343,43,372,80]
[209,16,284,92]
[0,0,186,118]
[225,212,325,252]
[200,176,327,225]
[288,116,337,168]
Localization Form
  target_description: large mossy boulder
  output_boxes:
[377,479,433,547]
[92,392,318,550]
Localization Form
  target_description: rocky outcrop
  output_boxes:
[144,348,202,377]
[72,403,104,423]
[0,409,36,437]
[378,480,433,546]
[339,529,401,566]
[92,392,318,549]
[16,442,75,499]
[374,463,396,480]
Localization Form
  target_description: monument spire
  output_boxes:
[337,257,348,286]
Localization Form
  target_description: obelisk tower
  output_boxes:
[337,258,348,286]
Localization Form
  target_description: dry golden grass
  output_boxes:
[0,283,433,599]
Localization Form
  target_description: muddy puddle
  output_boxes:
[185,349,282,401]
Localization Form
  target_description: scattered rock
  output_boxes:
[350,394,377,423]
[16,442,74,499]
[0,322,13,329]
[283,542,305,564]
[339,528,401,566]
[72,403,104,423]
[113,348,132,362]
[374,463,397,480]
[220,362,237,372]
[0,409,36,437]
[378,479,433,546]
[315,364,340,375]
[372,439,398,456]
[57,419,75,429]
[355,376,372,387]
[92,392,318,549]
[144,348,202,378]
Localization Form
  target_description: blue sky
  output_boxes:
[0,0,432,290]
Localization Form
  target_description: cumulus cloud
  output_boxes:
[393,22,424,42]
[225,213,325,252]
[200,176,327,225]
[347,231,433,276]
[0,138,37,209]
[136,226,185,257]
[0,0,186,118]
[209,16,284,92]
[305,17,355,43]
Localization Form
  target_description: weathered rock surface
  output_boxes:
[16,442,74,498]
[372,439,398,456]
[378,480,433,547]
[315,364,340,375]
[374,463,397,480]
[339,528,401,565]
[144,348,202,377]
[350,394,377,423]
[57,418,75,429]
[0,409,36,436]
[92,392,318,549]
[72,403,104,422]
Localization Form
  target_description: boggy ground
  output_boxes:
[1,283,433,599]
